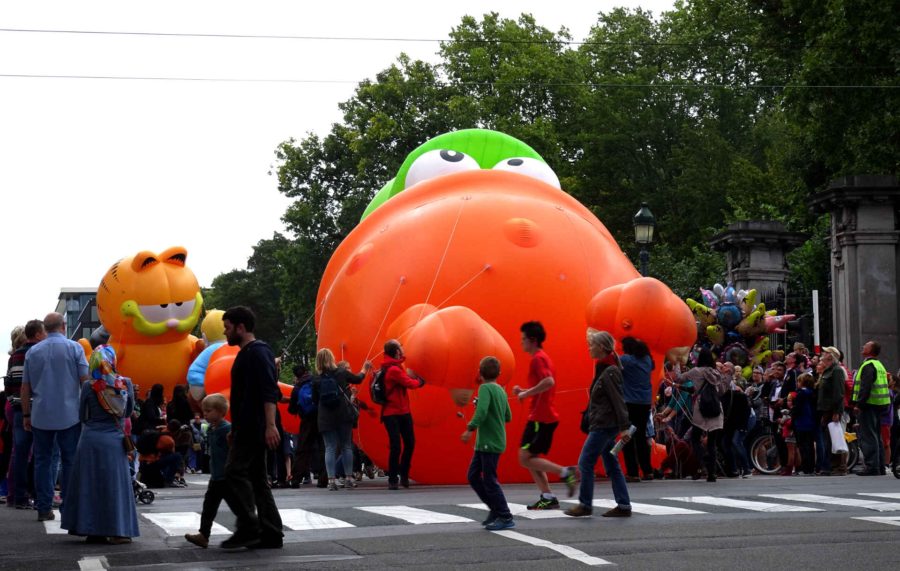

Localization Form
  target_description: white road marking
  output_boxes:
[852,516,900,528]
[761,494,900,512]
[459,503,569,519]
[492,529,613,566]
[662,496,822,512]
[77,556,108,571]
[858,492,900,500]
[563,499,706,515]
[355,505,474,524]
[141,512,230,535]
[280,508,355,531]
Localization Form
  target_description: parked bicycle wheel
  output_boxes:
[750,434,781,474]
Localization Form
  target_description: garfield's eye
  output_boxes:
[404,149,480,189]
[492,157,561,189]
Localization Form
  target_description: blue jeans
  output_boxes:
[11,409,34,505]
[31,423,80,513]
[724,429,752,474]
[468,451,511,519]
[577,428,631,510]
[322,425,354,479]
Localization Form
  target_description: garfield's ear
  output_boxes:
[159,246,188,267]
[131,251,160,273]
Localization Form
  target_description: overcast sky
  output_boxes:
[0,0,673,354]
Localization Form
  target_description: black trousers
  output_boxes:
[622,403,653,477]
[199,479,235,538]
[225,436,283,540]
[468,451,511,519]
[383,413,415,484]
[291,419,324,483]
[795,430,816,474]
[690,427,722,476]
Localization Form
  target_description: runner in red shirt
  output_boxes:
[513,321,576,510]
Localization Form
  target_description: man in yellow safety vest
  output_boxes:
[852,341,890,476]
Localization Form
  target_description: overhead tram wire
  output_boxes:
[0,74,895,90]
[0,27,888,51]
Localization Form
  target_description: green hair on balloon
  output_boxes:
[361,129,548,220]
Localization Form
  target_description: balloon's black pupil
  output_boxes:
[440,150,464,163]
[507,158,524,166]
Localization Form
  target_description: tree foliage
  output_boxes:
[205,2,898,363]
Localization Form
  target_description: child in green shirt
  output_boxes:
[462,356,514,531]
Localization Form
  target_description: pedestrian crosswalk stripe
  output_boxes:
[280,508,355,531]
[563,499,706,515]
[662,496,822,512]
[141,512,230,536]
[356,505,474,524]
[852,516,900,528]
[459,503,569,519]
[858,493,900,500]
[761,494,900,512]
[493,529,612,566]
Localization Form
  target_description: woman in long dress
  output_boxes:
[61,344,140,544]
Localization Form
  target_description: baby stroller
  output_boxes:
[133,477,155,505]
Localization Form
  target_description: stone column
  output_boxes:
[811,175,900,370]
[708,220,807,303]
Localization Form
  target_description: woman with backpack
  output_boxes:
[311,349,372,490]
[674,349,727,482]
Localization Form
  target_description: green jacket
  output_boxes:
[467,382,512,454]
[816,364,846,414]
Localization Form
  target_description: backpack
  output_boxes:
[317,372,341,410]
[370,366,390,406]
[698,380,721,419]
[295,380,317,417]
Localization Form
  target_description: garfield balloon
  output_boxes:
[315,129,695,484]
[96,247,203,397]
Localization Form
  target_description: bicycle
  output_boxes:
[750,416,859,474]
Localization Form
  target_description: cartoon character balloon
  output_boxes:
[314,129,696,484]
[687,282,797,378]
[187,309,226,402]
[96,247,203,397]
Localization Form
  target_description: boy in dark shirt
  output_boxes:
[185,394,232,548]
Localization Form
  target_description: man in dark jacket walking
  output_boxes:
[220,306,283,550]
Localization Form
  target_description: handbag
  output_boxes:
[828,421,849,454]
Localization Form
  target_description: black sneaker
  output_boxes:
[526,497,560,510]
[481,512,498,527]
[400,476,410,489]
[220,533,261,549]
[249,536,283,549]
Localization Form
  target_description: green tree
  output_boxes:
[204,234,289,353]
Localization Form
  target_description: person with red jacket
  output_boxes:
[380,339,425,490]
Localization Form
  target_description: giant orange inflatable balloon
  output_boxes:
[315,129,695,484]
[586,277,696,395]
[96,247,203,398]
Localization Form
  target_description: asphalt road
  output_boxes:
[2,472,900,570]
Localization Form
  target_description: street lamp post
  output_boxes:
[633,202,656,277]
